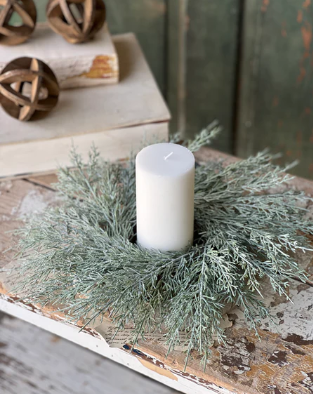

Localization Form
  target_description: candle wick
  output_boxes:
[164,152,174,161]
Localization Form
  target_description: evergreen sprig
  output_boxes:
[13,124,313,368]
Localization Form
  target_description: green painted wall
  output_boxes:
[31,0,239,154]
[237,0,313,179]
[185,0,240,152]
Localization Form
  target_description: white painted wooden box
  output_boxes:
[0,33,170,178]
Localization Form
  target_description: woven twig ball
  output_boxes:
[0,57,60,121]
[46,0,106,44]
[0,0,37,45]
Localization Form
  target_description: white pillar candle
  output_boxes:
[136,143,195,252]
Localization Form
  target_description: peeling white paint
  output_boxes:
[17,189,58,217]
[260,286,313,339]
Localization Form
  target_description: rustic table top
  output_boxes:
[1,147,313,394]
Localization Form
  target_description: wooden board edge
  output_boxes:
[0,294,231,394]
[0,122,169,179]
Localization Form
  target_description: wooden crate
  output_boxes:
[0,22,119,89]
[0,33,170,178]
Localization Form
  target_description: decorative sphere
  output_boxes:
[0,57,60,121]
[0,0,37,45]
[46,0,106,44]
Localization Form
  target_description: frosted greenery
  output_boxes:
[14,122,313,368]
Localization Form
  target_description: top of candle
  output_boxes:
[136,143,195,177]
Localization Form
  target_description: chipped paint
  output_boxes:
[80,55,119,80]
[297,21,312,83]
[139,358,178,381]
[2,155,313,393]
[303,0,311,9]
[297,66,306,83]
[272,96,279,107]
[218,337,255,376]
[0,291,102,340]
[0,181,12,193]
[122,344,236,394]
[17,189,52,217]
[260,286,313,339]
[261,0,270,13]
[302,23,312,52]
[281,21,287,37]
[297,130,303,145]
[268,350,288,366]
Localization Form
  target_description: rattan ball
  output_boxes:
[0,0,37,45]
[46,0,106,44]
[0,57,60,121]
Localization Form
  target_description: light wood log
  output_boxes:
[0,22,118,89]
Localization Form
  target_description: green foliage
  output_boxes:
[14,123,313,368]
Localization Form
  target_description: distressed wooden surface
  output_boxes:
[1,147,313,393]
[237,0,313,179]
[0,312,178,394]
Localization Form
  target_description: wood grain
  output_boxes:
[0,312,178,394]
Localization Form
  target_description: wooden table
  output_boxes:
[1,147,313,394]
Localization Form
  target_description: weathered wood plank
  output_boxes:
[26,174,58,189]
[0,312,178,394]
[237,0,313,179]
[0,179,57,268]
[185,0,241,153]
